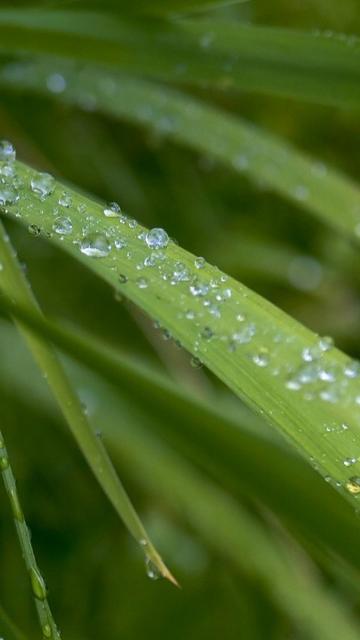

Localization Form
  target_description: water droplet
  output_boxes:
[28,224,41,236]
[0,163,16,177]
[114,237,126,250]
[0,456,9,470]
[171,261,190,284]
[344,457,357,467]
[145,556,161,580]
[201,326,213,340]
[191,356,203,369]
[0,187,19,205]
[232,154,249,171]
[232,323,256,345]
[200,31,214,48]
[190,280,209,297]
[319,336,334,352]
[58,192,72,208]
[42,623,52,638]
[53,216,73,235]
[288,256,323,292]
[80,233,111,258]
[195,257,206,269]
[207,303,221,318]
[346,477,360,494]
[145,228,169,249]
[0,140,16,162]
[46,72,66,94]
[344,360,360,379]
[293,185,309,201]
[30,567,47,600]
[136,277,148,289]
[252,348,269,367]
[30,172,55,199]
[162,328,172,341]
[9,489,23,521]
[119,274,128,284]
[302,336,333,361]
[104,202,121,217]
[311,161,327,177]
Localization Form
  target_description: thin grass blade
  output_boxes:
[0,221,176,585]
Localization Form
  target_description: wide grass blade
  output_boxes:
[2,157,360,506]
[0,221,176,585]
[1,61,359,242]
[1,295,360,571]
[0,10,359,107]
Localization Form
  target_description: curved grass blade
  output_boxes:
[0,10,359,107]
[2,157,360,506]
[1,294,360,571]
[1,61,360,242]
[0,428,61,640]
[0,222,176,586]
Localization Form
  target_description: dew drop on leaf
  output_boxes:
[191,356,203,369]
[30,567,47,600]
[104,202,121,217]
[195,257,206,269]
[0,456,9,470]
[346,477,360,495]
[42,623,52,638]
[136,277,148,289]
[80,233,111,258]
[343,457,357,467]
[0,187,19,205]
[30,172,55,199]
[0,140,16,162]
[53,216,73,235]
[145,228,169,249]
[58,192,72,208]
[145,556,161,581]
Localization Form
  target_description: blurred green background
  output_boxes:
[0,1,360,639]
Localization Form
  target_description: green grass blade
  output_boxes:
[100,412,360,640]
[1,294,360,570]
[0,428,61,640]
[0,10,359,107]
[2,363,360,640]
[2,157,360,507]
[1,61,359,242]
[0,221,176,585]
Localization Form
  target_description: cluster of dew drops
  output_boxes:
[2,141,360,498]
